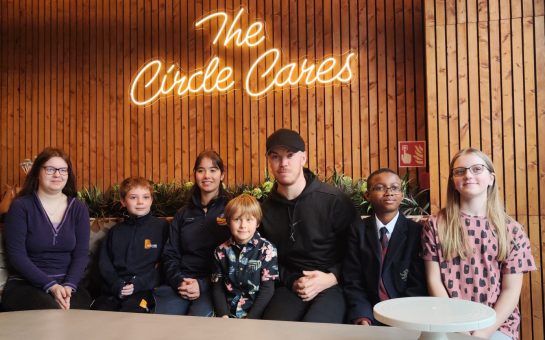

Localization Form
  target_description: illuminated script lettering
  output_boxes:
[129,7,356,106]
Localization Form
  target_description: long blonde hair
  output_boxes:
[438,148,509,261]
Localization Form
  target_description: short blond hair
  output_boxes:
[224,194,262,224]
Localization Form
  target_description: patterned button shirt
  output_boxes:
[211,231,279,318]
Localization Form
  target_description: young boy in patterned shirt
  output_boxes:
[211,194,279,319]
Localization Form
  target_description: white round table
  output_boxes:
[373,297,496,340]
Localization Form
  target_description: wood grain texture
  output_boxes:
[424,1,544,339]
[0,0,427,187]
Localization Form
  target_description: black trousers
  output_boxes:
[91,290,154,313]
[1,278,91,311]
[262,285,345,323]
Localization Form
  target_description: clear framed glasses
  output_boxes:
[42,166,69,176]
[451,164,489,177]
[369,184,402,194]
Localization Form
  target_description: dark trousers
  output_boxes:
[152,284,214,316]
[262,285,345,323]
[91,290,153,313]
[1,278,91,311]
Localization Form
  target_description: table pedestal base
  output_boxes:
[418,331,448,340]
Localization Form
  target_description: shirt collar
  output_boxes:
[228,231,261,249]
[375,211,400,238]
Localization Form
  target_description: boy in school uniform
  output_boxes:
[343,168,427,325]
[211,194,279,319]
[92,177,168,313]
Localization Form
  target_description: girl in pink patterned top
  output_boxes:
[422,148,535,340]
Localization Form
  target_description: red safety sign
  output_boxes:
[398,141,426,167]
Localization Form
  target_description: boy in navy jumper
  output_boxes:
[343,168,428,325]
[92,177,168,313]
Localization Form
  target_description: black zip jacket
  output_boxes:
[162,193,230,290]
[98,213,168,296]
[260,169,357,289]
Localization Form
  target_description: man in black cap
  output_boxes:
[260,128,357,323]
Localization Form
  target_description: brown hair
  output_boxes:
[189,150,228,200]
[224,194,263,225]
[119,177,154,199]
[18,147,77,198]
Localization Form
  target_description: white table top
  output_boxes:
[374,297,496,333]
[0,309,478,340]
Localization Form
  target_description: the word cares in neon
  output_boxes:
[129,7,356,106]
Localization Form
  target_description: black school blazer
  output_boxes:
[343,213,428,323]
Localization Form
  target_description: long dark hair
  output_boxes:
[17,147,77,198]
[189,150,228,203]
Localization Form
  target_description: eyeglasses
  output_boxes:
[42,166,69,176]
[451,164,490,177]
[369,184,402,193]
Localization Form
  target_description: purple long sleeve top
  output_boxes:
[4,193,90,292]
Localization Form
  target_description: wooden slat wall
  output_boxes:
[0,0,426,189]
[425,1,544,339]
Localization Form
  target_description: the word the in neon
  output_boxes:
[245,49,355,97]
[195,8,265,47]
[129,57,234,106]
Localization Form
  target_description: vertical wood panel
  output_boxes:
[358,0,369,178]
[368,0,379,172]
[0,1,7,187]
[349,0,360,179]
[1,1,426,197]
[15,0,22,185]
[425,1,545,338]
[306,0,316,174]
[314,0,325,176]
[457,23,469,149]
[395,0,406,178]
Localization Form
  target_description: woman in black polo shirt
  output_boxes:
[154,150,230,316]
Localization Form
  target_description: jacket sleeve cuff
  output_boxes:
[62,282,78,292]
[284,272,303,291]
[169,274,184,290]
[327,263,342,283]
[112,279,126,295]
[43,280,57,293]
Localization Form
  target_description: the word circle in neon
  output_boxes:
[129,57,234,106]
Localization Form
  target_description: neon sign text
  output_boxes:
[245,48,355,97]
[195,7,265,47]
[129,8,356,106]
[129,57,234,106]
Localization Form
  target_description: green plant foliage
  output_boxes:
[78,172,429,218]
[77,187,108,218]
[152,181,193,217]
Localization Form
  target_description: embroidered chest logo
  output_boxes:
[400,268,409,281]
[216,215,227,226]
[144,239,157,249]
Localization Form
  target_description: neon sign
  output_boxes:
[194,7,265,47]
[129,8,356,106]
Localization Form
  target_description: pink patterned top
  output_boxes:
[422,213,536,340]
